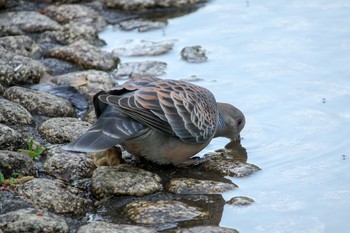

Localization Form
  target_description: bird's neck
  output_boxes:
[214,111,226,138]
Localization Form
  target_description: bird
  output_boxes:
[63,77,245,165]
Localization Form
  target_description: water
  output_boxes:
[100,0,350,232]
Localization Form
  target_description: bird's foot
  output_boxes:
[91,147,124,167]
[176,156,208,167]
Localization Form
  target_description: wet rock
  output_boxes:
[226,196,255,206]
[0,53,46,85]
[176,226,238,233]
[0,99,34,125]
[44,147,96,181]
[125,200,208,224]
[18,178,90,214]
[0,150,36,178]
[41,58,80,76]
[166,178,238,194]
[180,45,207,63]
[179,75,204,82]
[0,11,61,35]
[38,118,91,144]
[0,208,69,233]
[44,4,107,32]
[0,35,42,59]
[0,125,25,151]
[105,0,203,10]
[4,86,75,117]
[91,165,162,199]
[112,39,175,57]
[118,19,167,32]
[46,39,118,71]
[77,221,157,233]
[0,191,34,214]
[114,60,166,80]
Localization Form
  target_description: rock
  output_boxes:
[179,75,204,82]
[180,45,207,63]
[0,53,46,85]
[0,125,25,151]
[46,39,118,71]
[166,178,238,194]
[4,86,75,117]
[91,165,162,199]
[176,226,239,233]
[0,11,61,35]
[44,147,96,180]
[114,60,166,80]
[105,0,203,10]
[0,191,34,214]
[44,4,107,32]
[125,200,208,224]
[118,19,167,32]
[0,208,69,233]
[18,178,90,214]
[226,196,255,206]
[41,58,80,76]
[0,83,4,94]
[38,117,91,144]
[112,39,175,57]
[77,221,157,233]
[0,35,42,58]
[0,99,34,125]
[0,150,36,178]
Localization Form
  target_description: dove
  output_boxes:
[63,77,245,165]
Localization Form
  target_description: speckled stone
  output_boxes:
[0,124,25,151]
[0,99,34,125]
[105,0,203,10]
[91,165,162,199]
[39,118,91,144]
[125,200,208,224]
[0,208,68,233]
[113,60,166,80]
[180,45,208,63]
[0,35,42,58]
[0,52,46,85]
[118,19,167,32]
[166,178,238,194]
[0,150,36,178]
[176,226,239,233]
[44,147,96,180]
[77,221,157,233]
[226,196,255,206]
[18,178,90,214]
[46,39,118,71]
[112,39,175,57]
[4,86,75,117]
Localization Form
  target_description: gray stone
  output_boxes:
[91,164,162,199]
[0,208,68,233]
[0,11,61,35]
[0,125,25,151]
[18,178,90,214]
[180,45,208,63]
[44,146,95,180]
[118,19,167,32]
[77,221,157,233]
[46,39,118,71]
[41,58,80,76]
[125,200,208,224]
[44,4,107,32]
[0,52,46,85]
[0,36,42,58]
[114,60,166,80]
[0,150,36,178]
[112,39,175,57]
[4,86,75,117]
[0,99,34,125]
[105,0,203,10]
[226,196,255,206]
[176,226,239,233]
[38,117,91,144]
[166,178,238,194]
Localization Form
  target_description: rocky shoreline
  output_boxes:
[0,1,259,232]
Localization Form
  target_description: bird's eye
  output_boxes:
[237,119,243,127]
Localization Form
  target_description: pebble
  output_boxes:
[0,150,36,178]
[0,125,25,151]
[176,226,239,233]
[114,60,167,80]
[180,45,208,63]
[0,35,42,58]
[226,196,255,206]
[118,19,167,32]
[0,98,34,125]
[105,0,203,11]
[77,221,157,233]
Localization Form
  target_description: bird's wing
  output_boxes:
[99,79,218,144]
[63,106,145,152]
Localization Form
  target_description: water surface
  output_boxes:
[100,1,350,232]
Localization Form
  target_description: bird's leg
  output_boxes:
[176,156,209,167]
[92,147,124,167]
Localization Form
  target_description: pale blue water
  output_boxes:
[100,1,350,232]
